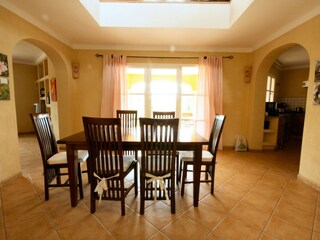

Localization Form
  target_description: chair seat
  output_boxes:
[47,150,89,165]
[180,150,213,163]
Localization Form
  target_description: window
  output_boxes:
[266,75,275,102]
[125,64,198,126]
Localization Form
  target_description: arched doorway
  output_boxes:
[12,39,70,177]
[250,44,310,155]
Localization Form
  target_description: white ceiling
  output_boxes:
[2,0,319,66]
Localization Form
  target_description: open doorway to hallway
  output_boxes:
[262,45,309,158]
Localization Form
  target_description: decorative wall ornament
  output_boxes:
[314,60,320,105]
[0,53,10,100]
[72,62,80,79]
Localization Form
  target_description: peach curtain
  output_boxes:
[196,56,223,139]
[100,55,127,117]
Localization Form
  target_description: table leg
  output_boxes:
[193,145,202,207]
[66,145,78,207]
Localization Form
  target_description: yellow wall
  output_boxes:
[2,4,320,188]
[278,68,309,98]
[13,63,38,133]
[73,50,252,146]
[0,7,75,182]
[250,14,320,185]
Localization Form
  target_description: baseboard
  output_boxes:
[297,174,320,191]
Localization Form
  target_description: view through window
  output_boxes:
[126,64,198,127]
[266,75,275,102]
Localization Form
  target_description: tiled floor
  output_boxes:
[1,134,319,240]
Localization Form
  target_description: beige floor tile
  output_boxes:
[313,231,320,240]
[1,135,317,240]
[184,202,226,230]
[201,189,240,213]
[162,215,210,240]
[34,229,60,240]
[229,200,273,229]
[212,215,262,240]
[203,232,223,240]
[143,201,181,229]
[273,200,315,229]
[266,216,313,240]
[5,213,53,240]
[57,215,114,240]
[148,232,170,240]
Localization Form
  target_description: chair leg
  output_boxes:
[77,163,84,199]
[171,176,176,214]
[211,163,216,194]
[44,176,49,201]
[181,162,187,196]
[140,179,145,215]
[134,164,138,196]
[176,155,180,185]
[90,185,96,213]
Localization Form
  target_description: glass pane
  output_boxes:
[151,95,176,112]
[182,67,198,94]
[127,68,145,94]
[271,77,275,91]
[266,76,271,91]
[151,69,177,94]
[270,92,274,102]
[127,95,145,117]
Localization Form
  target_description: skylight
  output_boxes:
[80,0,253,29]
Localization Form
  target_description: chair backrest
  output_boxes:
[82,117,124,178]
[208,115,226,158]
[30,113,58,165]
[116,110,138,129]
[139,118,179,176]
[153,111,175,119]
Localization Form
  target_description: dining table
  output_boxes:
[57,127,209,208]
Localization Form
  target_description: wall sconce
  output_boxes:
[244,66,252,83]
[72,63,80,79]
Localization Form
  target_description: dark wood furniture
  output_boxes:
[153,111,180,183]
[57,127,209,208]
[153,111,175,119]
[116,110,138,129]
[30,113,88,201]
[180,115,226,195]
[82,117,138,215]
[139,118,179,214]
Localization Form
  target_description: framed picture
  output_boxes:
[313,82,320,105]
[0,53,9,77]
[0,78,10,100]
[315,60,320,82]
[50,78,57,102]
[0,53,10,100]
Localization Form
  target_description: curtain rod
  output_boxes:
[95,54,233,59]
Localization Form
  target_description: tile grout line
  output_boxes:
[257,175,294,239]
[202,166,271,239]
[26,173,62,240]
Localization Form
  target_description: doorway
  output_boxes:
[263,45,309,153]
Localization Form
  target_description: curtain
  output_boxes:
[100,55,127,117]
[196,56,223,139]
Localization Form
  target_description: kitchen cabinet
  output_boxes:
[263,117,279,150]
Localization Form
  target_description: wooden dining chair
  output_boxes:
[139,118,179,214]
[116,110,138,129]
[82,117,138,215]
[153,111,175,119]
[153,111,180,184]
[180,115,226,196]
[30,113,88,201]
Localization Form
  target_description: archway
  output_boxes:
[250,43,310,154]
[12,38,72,139]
